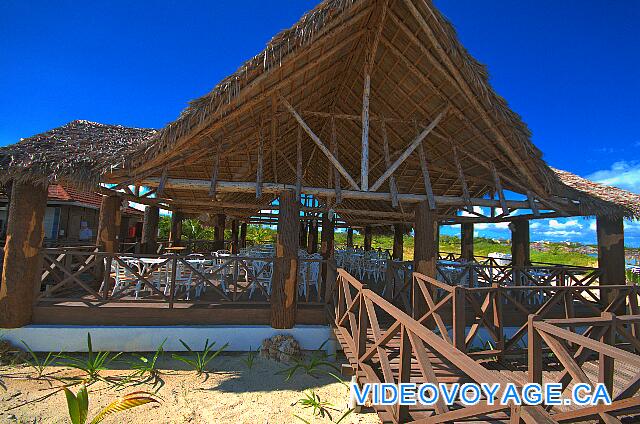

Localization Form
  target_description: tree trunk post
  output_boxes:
[597,216,625,313]
[461,222,474,262]
[0,182,48,328]
[363,225,372,251]
[230,219,239,254]
[393,224,404,261]
[96,194,122,296]
[510,220,530,285]
[141,205,160,254]
[214,213,226,251]
[271,190,299,328]
[169,211,183,247]
[307,219,318,254]
[299,221,308,249]
[346,227,354,249]
[413,200,438,318]
[240,222,248,249]
[320,213,335,298]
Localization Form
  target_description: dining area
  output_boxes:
[95,244,326,304]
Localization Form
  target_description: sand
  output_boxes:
[0,353,380,423]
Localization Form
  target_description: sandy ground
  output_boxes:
[0,353,380,424]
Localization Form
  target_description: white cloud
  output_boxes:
[541,230,582,238]
[548,219,582,229]
[530,222,541,230]
[587,161,640,193]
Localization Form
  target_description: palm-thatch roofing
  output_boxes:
[0,0,637,223]
[552,168,640,219]
[0,120,156,189]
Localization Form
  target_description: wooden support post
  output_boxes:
[97,194,122,253]
[414,200,438,318]
[461,222,474,262]
[119,215,130,247]
[299,221,308,249]
[597,216,625,314]
[169,211,183,247]
[346,228,354,249]
[0,182,48,328]
[230,219,239,254]
[510,220,530,285]
[397,325,412,422]
[270,190,299,329]
[528,314,542,384]
[307,219,318,254]
[599,312,615,397]
[141,205,160,254]
[363,225,372,251]
[453,286,466,352]
[320,213,334,300]
[240,222,248,249]
[392,224,404,260]
[214,213,226,251]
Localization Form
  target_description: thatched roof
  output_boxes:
[99,0,560,224]
[552,168,640,219]
[0,0,636,223]
[0,120,156,189]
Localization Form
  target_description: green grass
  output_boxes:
[159,220,607,268]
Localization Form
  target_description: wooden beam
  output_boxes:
[403,0,547,195]
[281,97,360,190]
[452,145,471,209]
[270,95,278,183]
[156,167,168,196]
[381,120,398,207]
[142,177,561,209]
[331,117,342,204]
[361,71,370,191]
[369,106,448,192]
[417,138,436,210]
[296,126,303,201]
[491,163,509,214]
[256,130,264,199]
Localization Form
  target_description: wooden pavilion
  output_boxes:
[1,1,640,422]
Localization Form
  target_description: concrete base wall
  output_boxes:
[2,324,333,352]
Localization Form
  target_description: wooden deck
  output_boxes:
[332,270,640,423]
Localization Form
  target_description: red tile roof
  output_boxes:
[48,184,143,216]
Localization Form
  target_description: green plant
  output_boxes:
[278,341,339,381]
[59,334,121,383]
[293,391,353,423]
[22,341,58,379]
[128,339,166,380]
[64,384,158,424]
[171,339,228,375]
[242,347,257,370]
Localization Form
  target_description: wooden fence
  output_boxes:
[38,247,327,306]
[330,269,555,423]
[529,314,640,422]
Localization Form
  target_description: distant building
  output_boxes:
[0,183,143,244]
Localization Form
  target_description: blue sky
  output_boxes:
[1,1,638,246]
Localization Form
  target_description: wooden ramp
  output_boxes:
[331,269,640,424]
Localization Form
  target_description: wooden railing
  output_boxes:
[529,314,640,422]
[408,272,640,356]
[39,248,327,306]
[330,269,554,423]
